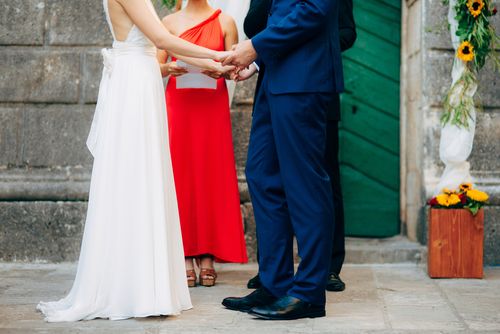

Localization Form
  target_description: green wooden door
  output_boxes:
[339,0,401,237]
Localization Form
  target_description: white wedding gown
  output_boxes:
[37,0,192,322]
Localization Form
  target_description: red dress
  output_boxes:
[166,10,247,263]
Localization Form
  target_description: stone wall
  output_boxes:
[402,0,500,264]
[1,0,499,264]
[0,0,257,262]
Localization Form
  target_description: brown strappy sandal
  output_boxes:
[186,269,197,288]
[199,268,217,287]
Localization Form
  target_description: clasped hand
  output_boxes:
[217,40,259,82]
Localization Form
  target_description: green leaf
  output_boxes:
[466,203,480,215]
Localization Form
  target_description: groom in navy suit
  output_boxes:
[222,0,344,320]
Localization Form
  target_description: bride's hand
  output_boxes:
[213,51,233,63]
[202,64,235,80]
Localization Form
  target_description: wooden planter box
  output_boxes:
[428,208,484,278]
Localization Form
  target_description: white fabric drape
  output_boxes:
[435,0,476,194]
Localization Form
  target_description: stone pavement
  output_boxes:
[0,263,499,334]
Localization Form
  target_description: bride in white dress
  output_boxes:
[36,0,230,322]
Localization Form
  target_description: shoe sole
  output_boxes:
[221,302,251,313]
[248,310,326,320]
[325,285,345,292]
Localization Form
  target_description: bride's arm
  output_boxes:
[169,53,232,72]
[167,13,238,77]
[117,0,227,61]
[158,16,233,74]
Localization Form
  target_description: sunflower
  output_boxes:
[436,194,450,206]
[466,189,489,202]
[459,183,473,191]
[448,194,462,206]
[436,193,461,207]
[457,41,475,62]
[467,0,484,17]
[442,188,454,195]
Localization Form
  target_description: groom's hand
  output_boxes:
[231,63,258,82]
[222,40,257,68]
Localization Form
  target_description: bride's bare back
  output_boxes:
[107,0,136,41]
[107,0,226,61]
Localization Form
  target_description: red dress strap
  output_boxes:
[179,9,222,39]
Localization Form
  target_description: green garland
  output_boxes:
[441,0,499,128]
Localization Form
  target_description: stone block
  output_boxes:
[232,75,258,105]
[82,51,103,103]
[0,167,91,201]
[0,108,23,167]
[241,203,257,262]
[424,51,500,107]
[0,201,257,263]
[484,205,500,265]
[22,105,94,167]
[0,50,80,103]
[469,111,500,173]
[422,109,442,171]
[47,0,112,46]
[0,0,45,45]
[230,105,253,170]
[423,0,451,49]
[0,201,87,262]
[238,179,250,203]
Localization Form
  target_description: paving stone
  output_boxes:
[436,274,500,330]
[46,0,112,46]
[22,105,94,167]
[0,0,45,45]
[315,302,386,331]
[0,50,80,103]
[2,263,498,333]
[386,305,464,331]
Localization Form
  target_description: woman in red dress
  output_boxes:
[157,0,247,287]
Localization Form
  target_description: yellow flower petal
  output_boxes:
[468,0,484,17]
[457,41,475,62]
[436,194,450,207]
[466,189,489,202]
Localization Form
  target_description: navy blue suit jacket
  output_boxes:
[251,0,344,95]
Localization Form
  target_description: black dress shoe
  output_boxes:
[247,273,262,289]
[249,296,325,320]
[222,288,277,312]
[326,273,345,292]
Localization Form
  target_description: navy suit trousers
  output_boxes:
[246,73,335,306]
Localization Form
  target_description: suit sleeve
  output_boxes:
[251,0,337,63]
[339,0,357,52]
[244,0,272,39]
